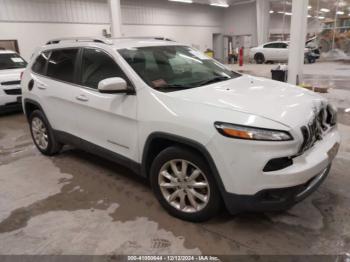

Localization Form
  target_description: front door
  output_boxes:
[74,47,138,161]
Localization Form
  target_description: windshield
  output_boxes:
[0,53,27,70]
[118,46,241,92]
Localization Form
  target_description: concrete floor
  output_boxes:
[1,62,350,255]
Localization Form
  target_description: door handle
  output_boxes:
[76,95,89,102]
[37,83,47,90]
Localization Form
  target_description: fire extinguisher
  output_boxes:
[239,47,244,67]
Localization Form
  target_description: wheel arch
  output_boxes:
[23,98,44,120]
[141,132,228,200]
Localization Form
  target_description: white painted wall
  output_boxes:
[121,0,223,51]
[0,0,109,23]
[269,14,322,36]
[222,2,258,46]
[269,14,291,36]
[122,0,222,27]
[0,22,108,60]
[0,0,223,60]
[123,25,220,52]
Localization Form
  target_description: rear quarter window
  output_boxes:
[32,51,50,75]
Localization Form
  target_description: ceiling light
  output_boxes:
[318,16,325,19]
[308,5,312,9]
[210,3,229,7]
[337,11,345,15]
[307,14,312,18]
[269,10,274,14]
[277,11,284,14]
[168,0,193,3]
[320,8,330,12]
[285,12,292,16]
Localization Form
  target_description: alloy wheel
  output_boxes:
[158,159,210,213]
[31,117,49,150]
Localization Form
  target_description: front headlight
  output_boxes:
[214,122,293,141]
[327,104,337,126]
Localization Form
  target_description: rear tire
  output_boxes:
[254,53,265,64]
[29,110,62,156]
[150,146,222,222]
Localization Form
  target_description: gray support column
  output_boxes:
[256,0,270,46]
[108,0,122,38]
[287,0,309,85]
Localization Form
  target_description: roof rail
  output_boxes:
[46,37,113,45]
[111,36,175,42]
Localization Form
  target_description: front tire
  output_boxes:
[150,147,222,222]
[254,53,265,64]
[29,110,62,156]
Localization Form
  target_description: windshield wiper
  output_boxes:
[195,76,231,87]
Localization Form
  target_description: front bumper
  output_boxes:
[0,102,22,113]
[224,165,330,214]
[0,92,22,113]
[207,126,340,214]
[207,127,340,195]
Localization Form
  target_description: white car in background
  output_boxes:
[21,37,340,222]
[249,41,310,64]
[0,50,27,113]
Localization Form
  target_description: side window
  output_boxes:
[280,43,288,49]
[32,51,50,75]
[80,48,130,89]
[47,49,78,83]
[264,43,279,49]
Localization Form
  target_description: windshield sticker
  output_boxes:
[11,57,24,63]
[152,79,167,88]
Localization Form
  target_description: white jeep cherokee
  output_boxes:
[21,37,340,222]
[0,50,27,113]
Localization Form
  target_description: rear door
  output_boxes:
[31,48,82,136]
[74,47,138,161]
[279,42,289,61]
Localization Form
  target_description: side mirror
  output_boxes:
[98,77,133,94]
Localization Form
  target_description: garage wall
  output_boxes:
[222,2,258,46]
[269,14,323,37]
[0,0,223,60]
[0,0,108,60]
[0,23,108,60]
[0,0,109,23]
[122,0,223,52]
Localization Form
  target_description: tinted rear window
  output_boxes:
[47,49,78,83]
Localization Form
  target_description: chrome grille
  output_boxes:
[299,105,337,154]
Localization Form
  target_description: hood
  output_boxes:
[0,68,24,84]
[166,75,327,128]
